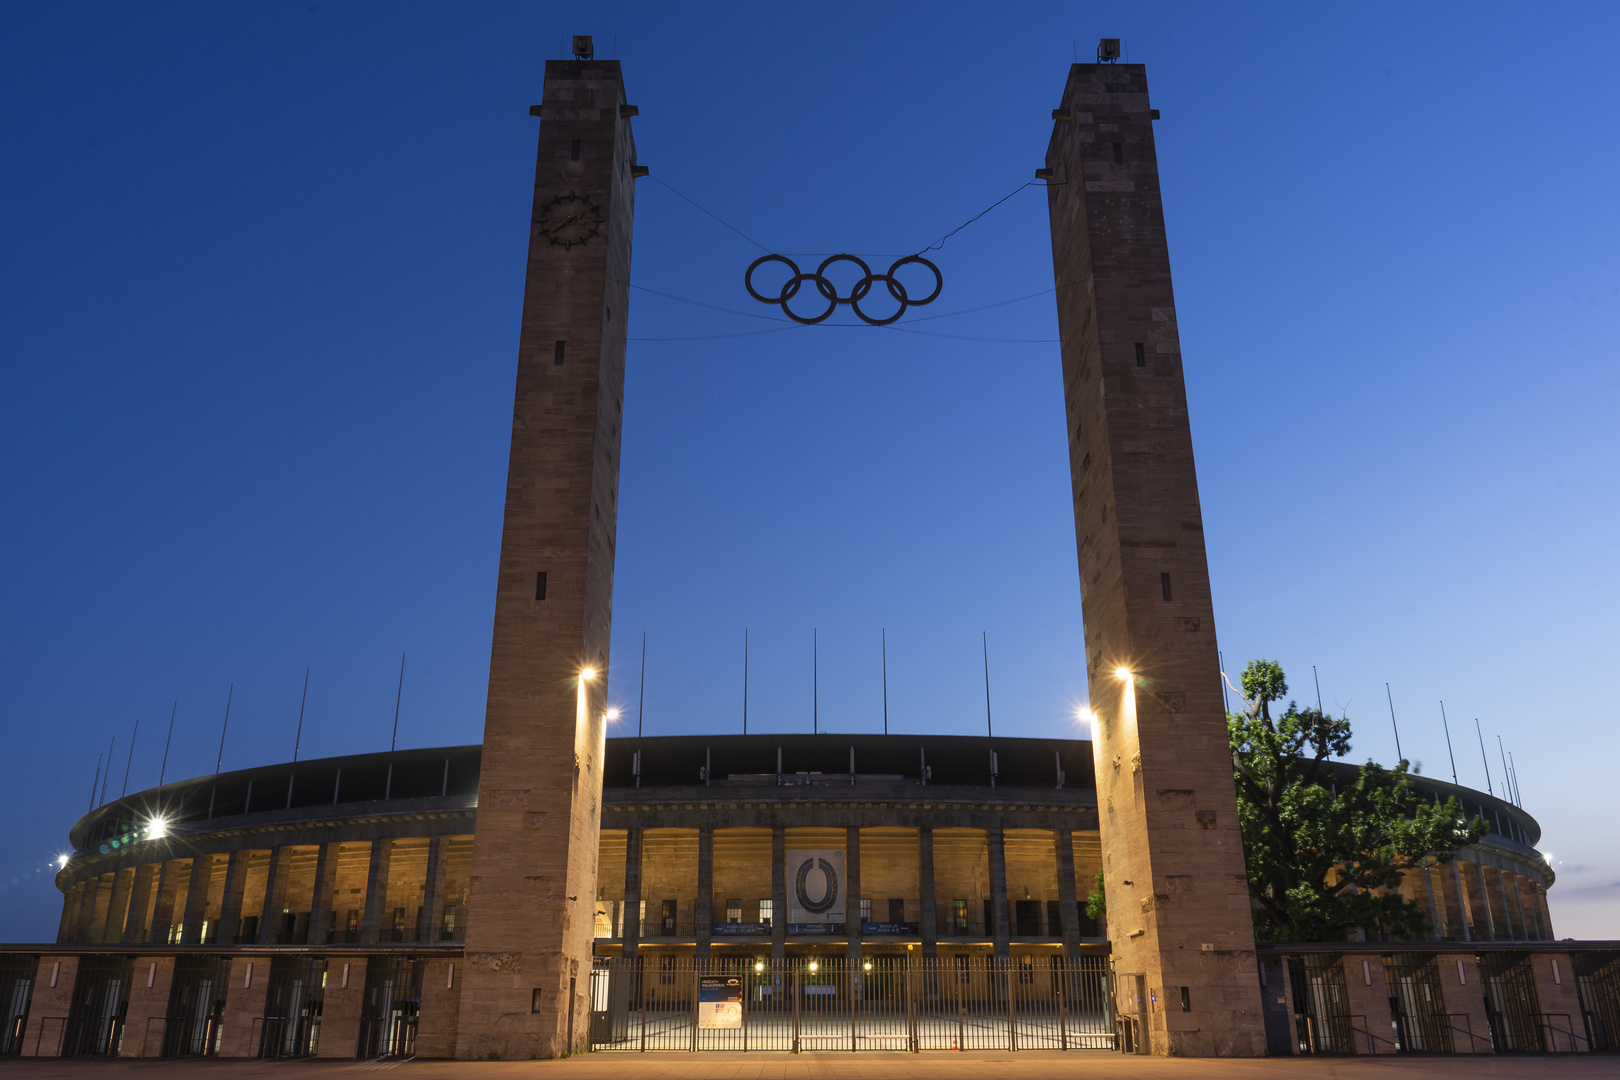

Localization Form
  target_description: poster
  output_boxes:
[698,975,743,1029]
[785,848,845,928]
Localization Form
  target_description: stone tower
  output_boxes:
[456,53,637,1060]
[1044,62,1266,1056]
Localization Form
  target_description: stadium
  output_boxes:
[6,731,1579,1058]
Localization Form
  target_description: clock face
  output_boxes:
[535,193,604,249]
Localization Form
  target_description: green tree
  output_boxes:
[1085,868,1106,923]
[1227,659,1484,942]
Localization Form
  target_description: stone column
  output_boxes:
[217,957,265,1057]
[621,827,642,958]
[1059,827,1084,954]
[100,867,135,944]
[1448,860,1472,941]
[121,956,177,1057]
[1421,866,1443,941]
[1528,881,1547,940]
[20,956,78,1057]
[73,875,102,942]
[317,958,367,1059]
[180,855,212,944]
[123,863,158,944]
[695,827,713,964]
[1509,874,1531,941]
[86,873,114,942]
[1474,862,1497,939]
[148,860,181,945]
[846,826,862,965]
[56,881,82,944]
[306,842,337,946]
[258,847,293,944]
[217,850,250,945]
[417,957,462,1058]
[1497,865,1520,940]
[771,825,786,962]
[360,839,395,944]
[918,827,937,962]
[988,827,1010,959]
[418,836,447,944]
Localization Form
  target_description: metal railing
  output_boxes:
[588,955,1113,1053]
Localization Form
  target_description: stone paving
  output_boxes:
[0,1054,1611,1079]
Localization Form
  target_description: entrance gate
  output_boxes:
[589,955,1113,1052]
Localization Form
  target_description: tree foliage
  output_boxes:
[1084,868,1106,922]
[1228,659,1484,942]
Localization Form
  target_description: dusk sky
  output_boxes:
[3,2,1617,942]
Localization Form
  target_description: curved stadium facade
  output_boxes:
[0,732,1587,1059]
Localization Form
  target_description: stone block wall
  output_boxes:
[316,957,366,1058]
[19,956,76,1056]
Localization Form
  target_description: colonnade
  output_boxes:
[601,824,1102,962]
[56,836,475,948]
[1402,851,1555,943]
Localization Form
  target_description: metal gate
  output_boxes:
[588,955,1112,1052]
[1383,953,1453,1053]
[357,957,420,1059]
[63,956,132,1058]
[1288,953,1354,1054]
[161,955,230,1057]
[1574,950,1620,1052]
[0,958,33,1055]
[1479,952,1543,1053]
[258,956,324,1058]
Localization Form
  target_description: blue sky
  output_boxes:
[2,1,1617,942]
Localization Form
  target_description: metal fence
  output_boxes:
[588,955,1114,1052]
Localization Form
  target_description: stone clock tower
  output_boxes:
[456,49,638,1060]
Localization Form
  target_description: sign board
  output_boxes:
[711,922,770,936]
[785,848,845,925]
[860,921,919,936]
[698,975,744,1029]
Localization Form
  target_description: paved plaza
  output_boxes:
[0,1054,1613,1079]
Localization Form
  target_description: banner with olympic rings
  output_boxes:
[786,848,845,925]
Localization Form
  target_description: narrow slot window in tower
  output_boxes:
[1161,573,1173,601]
[553,340,565,365]
[535,572,547,601]
[1113,142,1124,164]
[1134,342,1146,366]
[570,139,581,161]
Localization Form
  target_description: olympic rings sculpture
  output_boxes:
[745,253,943,326]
